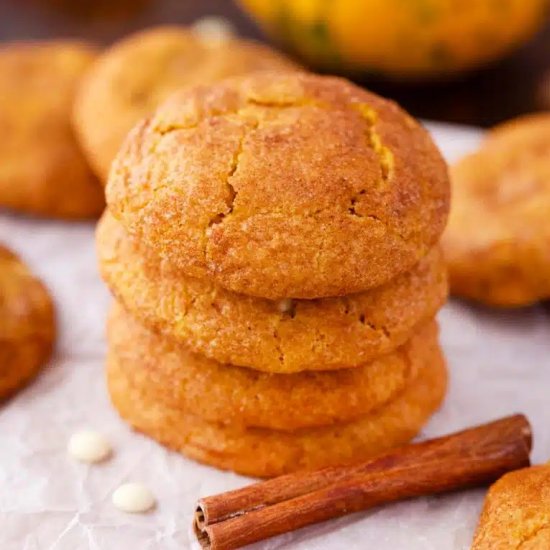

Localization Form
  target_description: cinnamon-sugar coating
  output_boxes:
[472,464,550,549]
[97,211,447,372]
[106,71,449,299]
[108,340,447,477]
[107,302,441,430]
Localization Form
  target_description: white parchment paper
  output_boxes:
[1,123,549,550]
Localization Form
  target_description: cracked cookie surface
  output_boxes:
[73,26,299,182]
[0,41,104,219]
[443,113,550,307]
[97,212,447,372]
[0,245,55,399]
[106,71,449,299]
[472,464,550,549]
[108,337,447,477]
[107,302,441,430]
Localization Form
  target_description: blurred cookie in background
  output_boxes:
[0,245,55,400]
[442,112,550,307]
[0,41,104,219]
[73,25,300,182]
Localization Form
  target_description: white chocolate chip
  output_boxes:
[277,298,294,314]
[191,16,235,44]
[68,430,112,463]
[112,483,156,514]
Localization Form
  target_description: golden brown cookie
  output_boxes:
[108,340,447,477]
[98,211,447,372]
[443,113,550,307]
[107,302,442,430]
[0,246,55,399]
[471,464,550,549]
[0,41,104,219]
[106,71,449,299]
[73,26,300,181]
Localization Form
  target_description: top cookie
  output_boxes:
[0,41,104,219]
[107,71,449,299]
[442,113,550,306]
[73,26,300,182]
[472,464,550,549]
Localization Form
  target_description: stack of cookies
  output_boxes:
[98,71,451,478]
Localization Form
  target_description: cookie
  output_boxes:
[472,464,550,549]
[98,211,447,372]
[106,71,449,299]
[0,246,55,399]
[486,112,550,147]
[73,26,299,181]
[0,41,104,219]
[107,302,441,430]
[443,113,550,307]
[108,342,447,477]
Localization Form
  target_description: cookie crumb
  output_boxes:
[68,430,112,463]
[112,483,156,513]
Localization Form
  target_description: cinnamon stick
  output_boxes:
[194,414,532,550]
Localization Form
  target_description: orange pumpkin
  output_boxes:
[239,0,549,79]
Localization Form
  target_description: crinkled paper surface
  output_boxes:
[1,123,549,550]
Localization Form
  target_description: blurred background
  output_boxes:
[0,0,548,126]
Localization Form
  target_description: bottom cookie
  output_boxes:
[107,349,447,477]
[0,245,55,399]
